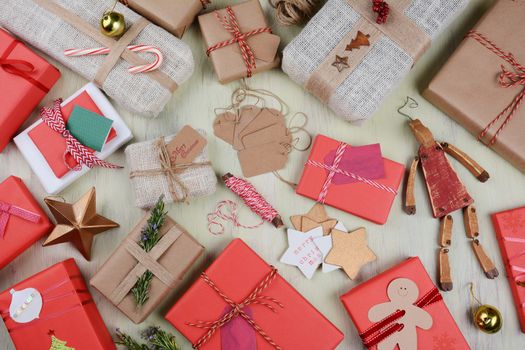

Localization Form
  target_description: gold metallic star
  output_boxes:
[332,55,350,72]
[43,188,119,260]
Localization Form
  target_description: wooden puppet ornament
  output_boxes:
[399,97,498,292]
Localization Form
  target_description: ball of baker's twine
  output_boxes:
[269,0,320,26]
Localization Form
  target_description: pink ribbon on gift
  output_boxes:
[0,201,41,239]
[502,236,525,303]
[39,99,123,171]
[306,142,397,203]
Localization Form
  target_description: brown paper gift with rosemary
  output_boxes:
[90,215,204,324]
[424,0,525,173]
[198,0,281,84]
[121,0,209,38]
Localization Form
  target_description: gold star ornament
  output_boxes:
[325,228,376,279]
[43,188,119,260]
[332,55,350,72]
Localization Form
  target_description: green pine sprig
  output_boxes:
[115,327,181,350]
[130,196,167,306]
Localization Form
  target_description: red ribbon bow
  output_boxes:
[360,287,442,348]
[207,6,272,78]
[467,30,525,146]
[39,99,122,171]
[0,201,41,239]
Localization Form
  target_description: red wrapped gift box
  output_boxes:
[0,29,60,153]
[341,257,470,349]
[296,135,404,225]
[0,259,115,350]
[166,239,344,349]
[492,206,525,333]
[0,176,53,269]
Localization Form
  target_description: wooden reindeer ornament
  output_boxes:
[399,97,498,292]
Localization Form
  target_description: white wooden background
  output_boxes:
[1,0,524,349]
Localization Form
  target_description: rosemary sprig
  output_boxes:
[115,327,181,350]
[130,196,167,306]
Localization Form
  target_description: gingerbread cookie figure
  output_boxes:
[368,278,432,350]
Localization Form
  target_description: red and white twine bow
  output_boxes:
[307,142,397,203]
[0,201,41,239]
[467,30,525,146]
[40,99,122,170]
[64,44,163,74]
[187,267,283,350]
[359,287,442,348]
[207,6,272,78]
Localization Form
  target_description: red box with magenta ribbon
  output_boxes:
[166,238,344,350]
[0,176,53,270]
[0,259,115,349]
[296,135,405,225]
[0,29,60,152]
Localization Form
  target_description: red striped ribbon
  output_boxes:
[206,6,272,78]
[0,201,41,239]
[467,30,525,146]
[39,99,122,171]
[360,287,442,348]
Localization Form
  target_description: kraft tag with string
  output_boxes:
[166,125,207,165]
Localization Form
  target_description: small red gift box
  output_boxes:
[166,239,344,350]
[0,176,53,269]
[0,259,115,349]
[341,257,470,349]
[296,135,404,224]
[0,29,60,152]
[492,206,525,333]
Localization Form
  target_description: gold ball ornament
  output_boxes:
[473,304,502,334]
[100,11,126,37]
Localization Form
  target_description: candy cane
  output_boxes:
[64,44,163,74]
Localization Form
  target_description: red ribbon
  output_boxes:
[467,30,525,146]
[359,287,442,348]
[206,6,272,78]
[39,99,123,171]
[0,201,41,239]
[187,267,283,350]
[1,38,50,93]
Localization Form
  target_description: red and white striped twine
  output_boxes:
[206,6,272,78]
[309,142,397,203]
[64,44,163,74]
[467,30,525,146]
[207,200,264,235]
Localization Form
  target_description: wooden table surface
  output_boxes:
[1,0,524,349]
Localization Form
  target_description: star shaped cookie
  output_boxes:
[290,203,337,235]
[325,228,376,279]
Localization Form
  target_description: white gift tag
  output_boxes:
[9,287,43,323]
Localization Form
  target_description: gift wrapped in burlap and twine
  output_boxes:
[125,130,217,209]
[282,0,468,124]
[0,0,194,118]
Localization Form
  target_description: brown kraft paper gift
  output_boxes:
[121,0,209,38]
[90,215,204,323]
[424,0,525,173]
[198,0,281,84]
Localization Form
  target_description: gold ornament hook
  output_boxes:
[397,96,418,121]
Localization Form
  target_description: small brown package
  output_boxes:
[198,0,281,84]
[424,0,525,173]
[122,0,208,38]
[90,215,204,323]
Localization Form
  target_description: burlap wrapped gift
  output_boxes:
[0,0,194,118]
[125,131,217,209]
[282,0,468,123]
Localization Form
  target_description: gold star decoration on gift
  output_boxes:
[325,228,376,279]
[43,187,119,261]
[290,203,337,235]
[332,55,350,72]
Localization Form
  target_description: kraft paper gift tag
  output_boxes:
[213,112,237,145]
[232,106,265,150]
[166,125,207,165]
[238,142,290,178]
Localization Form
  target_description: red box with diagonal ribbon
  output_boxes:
[0,258,115,349]
[0,176,53,270]
[296,135,405,225]
[165,238,344,350]
[492,206,525,333]
[0,29,60,153]
[341,257,470,350]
